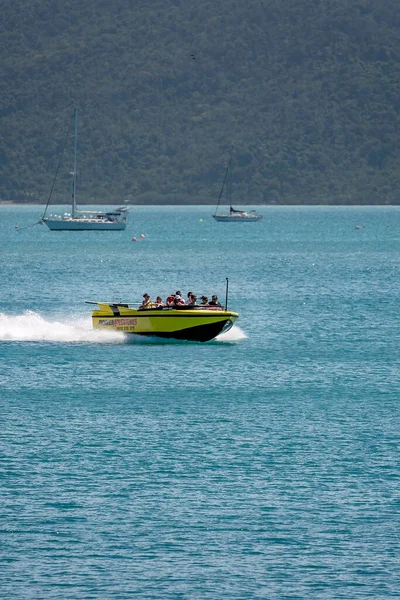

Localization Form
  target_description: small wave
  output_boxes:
[0,311,125,344]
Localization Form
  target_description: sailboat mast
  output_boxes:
[214,158,232,216]
[72,107,78,218]
[228,161,232,211]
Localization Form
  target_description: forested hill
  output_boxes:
[2,0,400,205]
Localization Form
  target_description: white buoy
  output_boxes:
[140,234,145,238]
[132,237,137,242]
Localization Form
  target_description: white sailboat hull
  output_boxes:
[213,214,263,222]
[43,218,127,231]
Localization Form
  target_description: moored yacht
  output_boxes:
[213,158,263,222]
[41,107,128,231]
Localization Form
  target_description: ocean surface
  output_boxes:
[1,204,399,599]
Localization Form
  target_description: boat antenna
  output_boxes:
[214,158,232,216]
[42,110,74,220]
[225,277,229,310]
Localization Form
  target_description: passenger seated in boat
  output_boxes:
[187,294,197,306]
[139,293,154,309]
[208,295,222,307]
[186,291,194,305]
[173,294,185,307]
[200,296,208,306]
[155,296,165,307]
[166,293,175,306]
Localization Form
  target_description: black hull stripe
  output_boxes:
[125,320,233,343]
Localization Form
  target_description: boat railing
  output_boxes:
[86,301,225,311]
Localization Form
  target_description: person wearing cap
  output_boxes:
[208,295,221,307]
[173,293,185,307]
[199,296,208,306]
[140,293,154,309]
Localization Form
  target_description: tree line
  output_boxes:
[1,0,400,205]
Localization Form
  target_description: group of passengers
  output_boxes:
[139,290,222,310]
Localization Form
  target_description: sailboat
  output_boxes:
[212,158,263,222]
[41,108,128,231]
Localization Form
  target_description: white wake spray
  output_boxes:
[0,311,125,343]
[0,312,247,344]
[215,324,247,343]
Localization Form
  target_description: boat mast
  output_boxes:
[42,111,74,220]
[71,107,78,218]
[228,161,233,212]
[214,158,232,216]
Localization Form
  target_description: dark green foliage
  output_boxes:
[1,0,400,204]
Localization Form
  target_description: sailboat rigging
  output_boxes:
[41,108,128,231]
[212,159,263,222]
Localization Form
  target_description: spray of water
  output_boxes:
[0,311,124,343]
[215,324,247,343]
[0,312,247,344]
[122,324,247,345]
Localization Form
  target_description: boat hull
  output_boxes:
[43,218,126,231]
[91,303,239,342]
[213,214,262,222]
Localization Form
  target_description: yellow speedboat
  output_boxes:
[89,302,239,342]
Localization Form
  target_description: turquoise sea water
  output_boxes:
[1,204,399,599]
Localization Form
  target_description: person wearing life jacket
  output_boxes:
[139,293,154,309]
[166,293,175,306]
